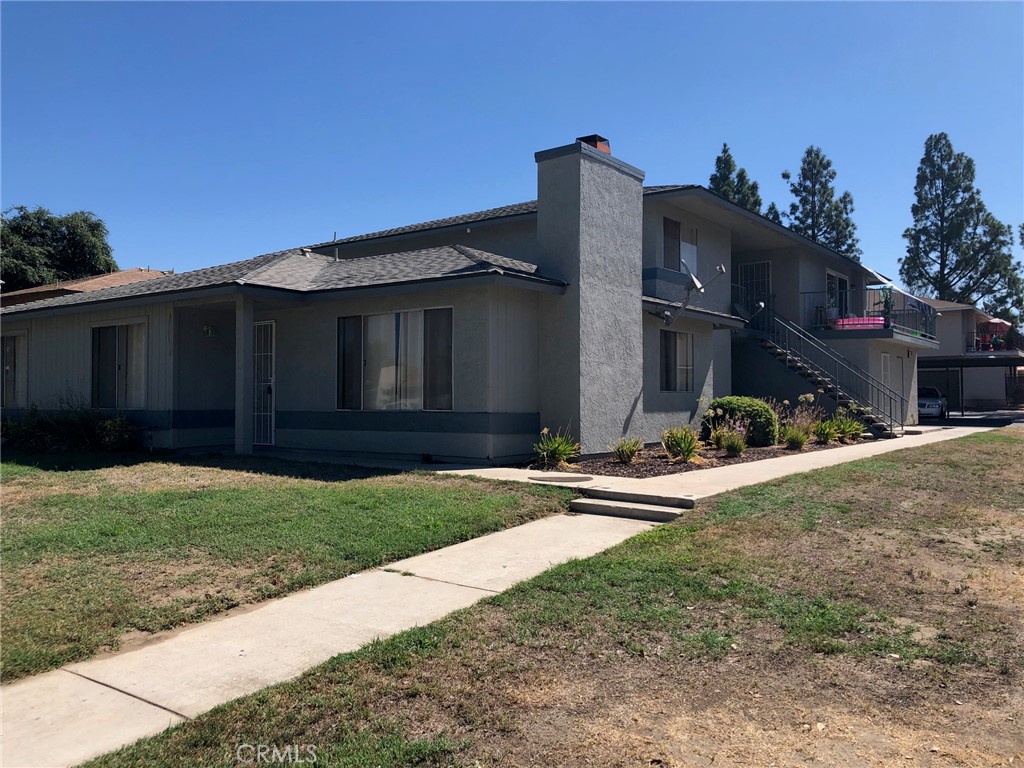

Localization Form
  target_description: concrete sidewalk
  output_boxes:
[0,514,652,768]
[443,426,994,501]
[1,425,998,768]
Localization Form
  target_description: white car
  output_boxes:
[918,386,948,419]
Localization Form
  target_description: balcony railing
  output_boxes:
[967,330,1024,353]
[801,288,937,339]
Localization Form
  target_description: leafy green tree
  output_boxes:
[764,201,783,224]
[0,207,117,292]
[900,133,1023,325]
[708,143,762,213]
[780,146,862,261]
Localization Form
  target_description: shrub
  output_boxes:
[778,392,826,438]
[533,427,581,468]
[831,408,864,442]
[661,427,700,463]
[812,419,839,444]
[2,404,138,453]
[783,426,808,450]
[97,415,137,451]
[721,430,747,457]
[611,437,642,464]
[703,396,779,447]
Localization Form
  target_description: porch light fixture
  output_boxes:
[202,325,218,338]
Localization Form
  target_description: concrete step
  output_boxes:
[580,486,695,509]
[569,497,682,523]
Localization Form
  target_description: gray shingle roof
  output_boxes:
[2,184,702,316]
[306,186,702,249]
[306,201,539,249]
[1,250,298,314]
[1,246,556,315]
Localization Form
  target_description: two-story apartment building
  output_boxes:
[917,298,1024,410]
[0,136,938,462]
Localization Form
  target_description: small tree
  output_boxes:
[1,207,117,292]
[780,146,862,261]
[900,133,1023,325]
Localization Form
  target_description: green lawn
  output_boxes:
[81,428,1024,768]
[0,453,571,682]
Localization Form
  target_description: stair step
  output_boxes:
[569,498,682,523]
[580,487,695,509]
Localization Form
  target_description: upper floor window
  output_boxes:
[659,330,694,393]
[92,323,146,409]
[663,217,698,273]
[338,308,453,411]
[1,333,27,408]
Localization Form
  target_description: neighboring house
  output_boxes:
[0,136,938,462]
[917,298,1024,410]
[0,268,170,307]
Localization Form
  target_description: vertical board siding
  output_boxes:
[493,286,539,413]
[16,304,174,411]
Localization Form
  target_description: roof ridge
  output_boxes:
[305,185,706,251]
[238,248,318,284]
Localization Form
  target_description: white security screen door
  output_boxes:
[253,321,275,446]
[738,261,771,305]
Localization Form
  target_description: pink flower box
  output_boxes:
[831,316,886,330]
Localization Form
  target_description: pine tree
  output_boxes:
[900,133,1022,325]
[708,143,762,214]
[734,168,762,214]
[708,143,737,202]
[764,202,783,224]
[780,146,861,260]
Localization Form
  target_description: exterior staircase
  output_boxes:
[748,306,907,438]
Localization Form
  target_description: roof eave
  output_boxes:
[647,186,888,283]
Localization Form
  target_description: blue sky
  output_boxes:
[3,2,1022,286]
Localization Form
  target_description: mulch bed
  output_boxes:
[531,439,860,479]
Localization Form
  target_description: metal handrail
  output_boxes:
[761,307,907,433]
[800,288,937,339]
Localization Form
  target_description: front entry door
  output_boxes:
[253,321,275,446]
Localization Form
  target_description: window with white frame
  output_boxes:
[660,330,694,392]
[663,217,698,273]
[1,333,28,408]
[91,323,146,409]
[337,308,453,411]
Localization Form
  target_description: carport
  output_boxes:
[919,355,1024,415]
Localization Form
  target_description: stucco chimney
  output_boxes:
[576,134,611,155]
[533,136,645,453]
